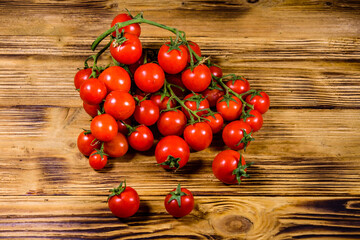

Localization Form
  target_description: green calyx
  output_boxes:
[249,90,263,101]
[235,129,254,152]
[232,158,253,184]
[158,155,181,170]
[240,109,255,122]
[108,180,127,202]
[218,94,238,108]
[168,183,187,207]
[90,142,108,158]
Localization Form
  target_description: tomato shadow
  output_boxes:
[117,200,152,223]
[177,157,203,175]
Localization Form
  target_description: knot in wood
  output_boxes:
[212,214,252,235]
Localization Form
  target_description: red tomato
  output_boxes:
[187,41,201,63]
[209,65,223,78]
[222,121,253,151]
[155,135,190,170]
[108,181,140,218]
[226,77,250,95]
[77,131,101,156]
[83,102,100,118]
[150,94,176,111]
[182,93,209,119]
[158,43,189,74]
[201,85,224,107]
[216,95,242,121]
[166,73,186,98]
[240,110,263,132]
[89,150,108,170]
[157,110,187,136]
[182,64,211,92]
[204,113,224,134]
[74,68,92,89]
[128,125,154,151]
[98,66,131,92]
[111,13,141,37]
[110,33,142,65]
[104,91,135,120]
[117,118,131,135]
[212,150,251,184]
[90,114,118,142]
[79,78,107,105]
[246,91,270,114]
[134,63,165,93]
[134,100,159,126]
[164,184,194,217]
[104,132,128,158]
[184,122,213,151]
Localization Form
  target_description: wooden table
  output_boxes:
[1,0,359,239]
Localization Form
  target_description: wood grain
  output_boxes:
[0,0,359,239]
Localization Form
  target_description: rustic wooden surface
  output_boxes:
[0,0,359,239]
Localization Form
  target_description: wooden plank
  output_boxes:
[0,106,359,197]
[0,196,359,239]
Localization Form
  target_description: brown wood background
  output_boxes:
[0,0,360,239]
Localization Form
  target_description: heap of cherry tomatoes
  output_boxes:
[75,12,270,219]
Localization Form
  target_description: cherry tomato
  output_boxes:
[134,100,159,126]
[74,68,92,89]
[184,122,213,151]
[90,114,118,142]
[182,64,211,92]
[201,85,224,107]
[212,150,251,184]
[111,13,141,37]
[164,184,194,218]
[98,66,131,92]
[240,109,263,132]
[104,132,128,158]
[216,95,242,121]
[222,121,253,151]
[89,150,108,170]
[110,33,142,65]
[182,93,209,119]
[79,78,107,105]
[225,77,250,95]
[117,118,131,135]
[158,43,188,74]
[204,113,224,134]
[108,181,140,218]
[246,91,270,114]
[209,65,223,78]
[104,91,135,120]
[166,73,186,98]
[83,102,100,118]
[150,94,176,111]
[157,110,187,136]
[77,131,101,156]
[187,41,201,63]
[128,125,154,151]
[155,135,190,170]
[134,63,165,93]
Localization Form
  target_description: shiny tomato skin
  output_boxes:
[79,78,107,105]
[201,85,224,107]
[246,91,270,114]
[111,13,141,37]
[216,95,242,121]
[150,94,176,111]
[226,78,250,95]
[158,44,189,74]
[104,91,135,120]
[183,122,213,151]
[89,151,108,170]
[128,125,154,152]
[98,66,131,92]
[83,102,100,118]
[108,186,140,218]
[104,132,128,158]
[204,113,224,134]
[74,68,92,89]
[134,100,160,126]
[222,121,252,150]
[157,110,187,136]
[212,150,247,184]
[77,131,101,156]
[90,114,118,142]
[155,135,190,170]
[134,63,165,93]
[182,93,209,119]
[187,41,201,63]
[110,33,142,65]
[165,188,194,217]
[182,64,212,92]
[209,65,223,78]
[240,109,263,132]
